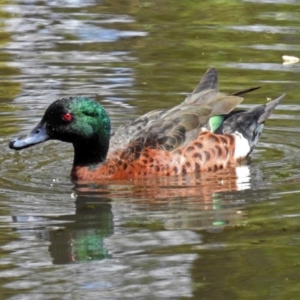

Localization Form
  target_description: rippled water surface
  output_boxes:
[1,0,300,299]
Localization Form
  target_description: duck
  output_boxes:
[9,68,285,180]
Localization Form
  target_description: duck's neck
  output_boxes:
[72,133,109,168]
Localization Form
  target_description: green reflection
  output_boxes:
[48,202,113,264]
[99,0,298,115]
[0,2,21,101]
[188,187,300,300]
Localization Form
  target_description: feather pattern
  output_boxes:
[73,68,284,180]
[9,68,285,180]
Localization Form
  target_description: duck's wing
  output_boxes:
[109,68,258,156]
[113,94,243,161]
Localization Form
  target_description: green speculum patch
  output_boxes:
[209,115,225,132]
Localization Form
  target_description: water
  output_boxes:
[1,0,300,299]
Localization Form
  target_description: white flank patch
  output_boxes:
[233,131,251,159]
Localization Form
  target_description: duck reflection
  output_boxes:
[47,202,113,264]
[12,164,265,264]
[76,164,266,232]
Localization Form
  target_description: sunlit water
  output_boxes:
[1,0,300,299]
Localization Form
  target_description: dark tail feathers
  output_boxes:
[257,94,285,124]
[216,94,285,154]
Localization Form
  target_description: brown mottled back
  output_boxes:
[109,68,245,155]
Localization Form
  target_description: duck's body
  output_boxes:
[72,131,238,180]
[9,68,285,180]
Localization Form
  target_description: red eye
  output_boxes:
[62,113,72,122]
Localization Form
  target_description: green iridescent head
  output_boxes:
[9,97,111,166]
[42,96,111,144]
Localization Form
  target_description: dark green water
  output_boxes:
[1,0,300,299]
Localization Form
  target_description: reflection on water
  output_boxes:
[13,202,114,264]
[11,164,260,265]
[6,164,261,297]
[1,0,300,299]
